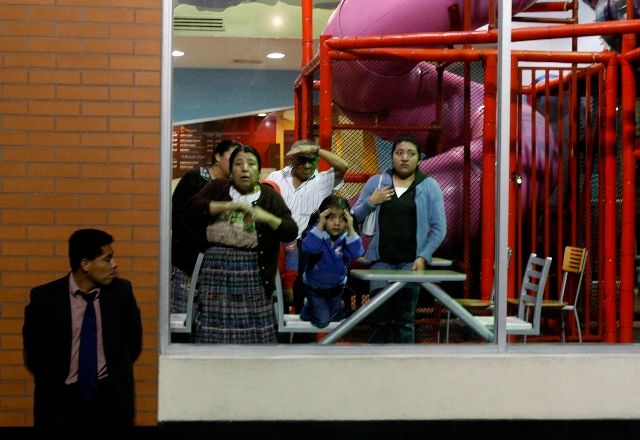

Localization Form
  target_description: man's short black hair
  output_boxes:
[68,229,113,272]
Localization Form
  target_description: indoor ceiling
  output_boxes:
[172,0,340,70]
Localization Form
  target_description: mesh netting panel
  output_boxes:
[326,59,486,271]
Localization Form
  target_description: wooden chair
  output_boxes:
[535,246,588,342]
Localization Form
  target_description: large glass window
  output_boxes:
[161,1,639,351]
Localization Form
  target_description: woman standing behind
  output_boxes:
[186,145,298,343]
[171,139,242,315]
[352,135,446,343]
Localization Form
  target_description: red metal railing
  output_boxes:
[293,4,640,342]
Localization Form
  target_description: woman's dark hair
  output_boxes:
[228,144,262,171]
[391,134,421,155]
[69,229,113,271]
[211,139,243,164]
[304,194,358,236]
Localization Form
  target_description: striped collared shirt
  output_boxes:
[266,165,340,238]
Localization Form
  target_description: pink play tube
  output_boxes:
[324,0,537,147]
[325,0,537,37]
[323,0,556,256]
[419,104,556,252]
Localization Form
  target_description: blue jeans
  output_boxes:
[368,261,420,344]
[299,284,348,328]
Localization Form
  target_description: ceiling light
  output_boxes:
[172,50,185,57]
[257,113,267,117]
[267,52,285,59]
[272,16,283,27]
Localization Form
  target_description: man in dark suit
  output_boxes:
[23,229,142,437]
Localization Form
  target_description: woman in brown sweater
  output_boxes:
[186,145,297,343]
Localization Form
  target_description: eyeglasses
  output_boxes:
[295,155,319,165]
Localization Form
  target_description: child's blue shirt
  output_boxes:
[301,226,364,290]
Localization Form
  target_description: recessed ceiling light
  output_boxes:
[172,50,185,57]
[267,52,285,59]
[257,113,267,117]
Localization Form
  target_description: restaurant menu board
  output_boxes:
[172,124,222,179]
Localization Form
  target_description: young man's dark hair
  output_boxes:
[68,229,114,272]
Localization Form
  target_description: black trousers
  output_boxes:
[35,376,132,439]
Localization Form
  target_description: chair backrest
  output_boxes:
[558,246,588,306]
[274,268,287,330]
[170,252,204,334]
[488,247,513,304]
[517,253,553,334]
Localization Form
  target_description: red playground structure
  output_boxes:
[293,0,640,342]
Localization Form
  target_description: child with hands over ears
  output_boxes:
[299,195,364,328]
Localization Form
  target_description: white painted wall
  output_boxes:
[159,348,640,421]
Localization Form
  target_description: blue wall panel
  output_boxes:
[172,68,299,124]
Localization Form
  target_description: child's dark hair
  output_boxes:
[304,195,358,236]
[298,195,358,276]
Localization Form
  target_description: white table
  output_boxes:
[429,257,453,267]
[319,269,493,344]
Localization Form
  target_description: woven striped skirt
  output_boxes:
[195,246,276,344]
[170,265,191,314]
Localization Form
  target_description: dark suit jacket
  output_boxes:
[23,275,142,427]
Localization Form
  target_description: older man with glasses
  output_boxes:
[265,139,349,316]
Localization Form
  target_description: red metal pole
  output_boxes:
[522,1,573,12]
[481,55,497,301]
[515,71,523,291]
[543,70,552,286]
[488,0,496,30]
[596,67,606,339]
[569,70,578,249]
[463,60,471,297]
[624,47,640,62]
[301,0,313,66]
[331,48,616,65]
[510,57,519,296]
[463,0,471,31]
[318,35,333,151]
[325,20,640,49]
[603,57,618,342]
[294,85,303,141]
[299,0,315,140]
[529,76,538,257]
[583,70,594,339]
[556,72,565,289]
[436,67,444,154]
[618,9,637,340]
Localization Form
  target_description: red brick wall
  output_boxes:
[0,0,161,427]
